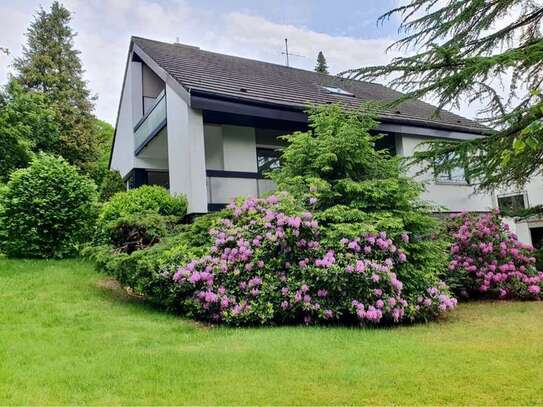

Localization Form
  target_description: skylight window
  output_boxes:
[322,86,355,97]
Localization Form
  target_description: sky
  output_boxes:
[7,0,494,127]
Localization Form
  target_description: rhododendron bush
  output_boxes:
[445,211,543,300]
[172,194,456,326]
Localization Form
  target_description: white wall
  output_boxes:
[166,83,207,213]
[203,124,224,170]
[398,134,495,212]
[110,61,139,178]
[142,64,164,98]
[222,125,257,172]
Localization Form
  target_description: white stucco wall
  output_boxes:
[398,134,495,212]
[222,125,257,172]
[166,84,207,213]
[110,61,139,178]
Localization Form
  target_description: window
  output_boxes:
[497,194,526,212]
[257,148,280,177]
[435,153,468,184]
[147,171,170,189]
[321,86,355,97]
[437,166,467,183]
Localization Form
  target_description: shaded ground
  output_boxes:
[1,258,542,405]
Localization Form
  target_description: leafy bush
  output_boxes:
[96,185,187,245]
[172,194,456,326]
[270,104,449,302]
[98,170,125,201]
[444,211,542,299]
[0,154,98,258]
[86,213,219,310]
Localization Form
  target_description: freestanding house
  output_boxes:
[110,36,543,246]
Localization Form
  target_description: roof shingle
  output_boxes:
[133,36,486,133]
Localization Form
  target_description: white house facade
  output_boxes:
[110,37,543,247]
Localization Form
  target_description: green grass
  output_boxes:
[1,258,542,405]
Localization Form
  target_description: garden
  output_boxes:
[1,117,542,402]
[2,0,543,404]
[1,104,542,404]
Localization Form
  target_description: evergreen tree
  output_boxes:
[347,1,543,192]
[315,51,329,74]
[13,1,100,175]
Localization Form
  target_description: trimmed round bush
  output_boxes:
[172,194,456,326]
[445,211,542,300]
[96,185,187,244]
[0,154,98,258]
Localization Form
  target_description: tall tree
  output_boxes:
[315,51,329,74]
[347,1,543,191]
[12,1,100,175]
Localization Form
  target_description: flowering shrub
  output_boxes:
[445,211,542,300]
[172,194,456,326]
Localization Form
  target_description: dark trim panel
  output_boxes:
[208,203,227,211]
[191,90,487,136]
[134,118,167,155]
[206,169,263,179]
[191,93,307,123]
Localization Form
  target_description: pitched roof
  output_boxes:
[132,36,486,134]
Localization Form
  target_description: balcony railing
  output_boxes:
[206,170,276,208]
[134,90,167,155]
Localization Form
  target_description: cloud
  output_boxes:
[0,0,398,124]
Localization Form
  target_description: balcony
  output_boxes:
[206,170,276,210]
[134,90,167,155]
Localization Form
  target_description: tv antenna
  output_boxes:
[281,38,304,67]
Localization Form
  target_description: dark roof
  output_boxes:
[132,36,486,134]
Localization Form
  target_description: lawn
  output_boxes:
[1,258,542,405]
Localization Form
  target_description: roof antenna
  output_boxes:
[281,38,305,67]
[283,38,289,67]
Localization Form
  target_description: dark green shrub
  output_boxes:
[0,154,98,258]
[98,170,125,201]
[96,185,187,244]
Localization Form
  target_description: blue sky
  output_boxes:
[0,0,404,123]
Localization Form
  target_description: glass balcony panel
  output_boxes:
[134,92,166,154]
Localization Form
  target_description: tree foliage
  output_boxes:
[271,104,449,299]
[0,81,60,182]
[346,0,543,191]
[12,1,101,176]
[315,51,329,74]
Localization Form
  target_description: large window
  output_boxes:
[256,148,280,177]
[497,193,526,212]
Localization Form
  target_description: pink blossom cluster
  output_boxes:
[447,211,543,300]
[172,194,457,326]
